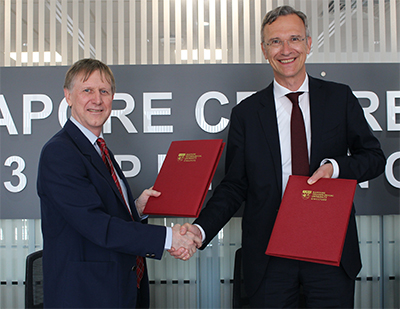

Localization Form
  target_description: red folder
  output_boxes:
[265,175,357,266]
[144,139,225,217]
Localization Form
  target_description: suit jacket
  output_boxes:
[194,75,385,297]
[37,119,166,308]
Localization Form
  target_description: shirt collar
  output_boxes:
[273,74,309,99]
[70,116,103,146]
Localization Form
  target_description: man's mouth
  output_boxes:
[88,109,102,113]
[280,58,295,64]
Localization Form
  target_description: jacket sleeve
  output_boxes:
[333,86,385,182]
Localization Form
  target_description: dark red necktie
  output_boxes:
[287,92,309,176]
[97,137,145,288]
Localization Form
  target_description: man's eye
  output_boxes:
[291,37,301,42]
[271,39,281,45]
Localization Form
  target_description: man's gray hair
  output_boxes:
[64,58,116,95]
[261,5,310,43]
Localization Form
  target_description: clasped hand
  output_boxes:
[137,188,202,261]
[168,223,202,261]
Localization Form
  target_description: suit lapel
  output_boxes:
[64,120,136,219]
[257,84,283,195]
[108,148,141,221]
[309,76,326,172]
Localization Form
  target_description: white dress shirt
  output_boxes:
[273,75,339,194]
[273,76,311,192]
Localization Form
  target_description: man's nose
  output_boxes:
[93,91,102,103]
[281,40,292,52]
[281,40,292,54]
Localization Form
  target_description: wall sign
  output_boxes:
[0,64,399,218]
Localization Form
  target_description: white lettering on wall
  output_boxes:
[385,151,400,188]
[115,155,141,178]
[195,91,229,133]
[387,91,400,131]
[0,95,18,134]
[58,98,69,127]
[23,94,53,134]
[103,93,138,134]
[4,156,27,193]
[237,92,255,105]
[143,92,173,133]
[157,154,166,173]
[354,91,382,131]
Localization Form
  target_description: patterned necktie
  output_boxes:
[97,137,145,288]
[286,92,309,176]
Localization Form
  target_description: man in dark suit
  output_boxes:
[172,5,385,308]
[37,58,199,308]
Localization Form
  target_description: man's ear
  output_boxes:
[64,88,72,107]
[261,42,268,61]
[306,36,312,54]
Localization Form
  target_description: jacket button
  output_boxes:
[131,265,137,271]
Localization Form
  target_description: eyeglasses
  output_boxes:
[264,36,307,48]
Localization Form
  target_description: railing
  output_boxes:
[0,0,399,67]
[1,215,399,308]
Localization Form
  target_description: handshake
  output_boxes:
[168,223,203,261]
[137,188,202,261]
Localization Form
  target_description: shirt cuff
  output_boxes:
[134,199,148,221]
[139,214,149,221]
[164,226,172,250]
[321,158,339,179]
[194,224,206,243]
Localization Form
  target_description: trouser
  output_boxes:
[249,256,355,308]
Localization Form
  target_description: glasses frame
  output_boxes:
[264,36,307,48]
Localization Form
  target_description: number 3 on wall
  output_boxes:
[4,156,27,193]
